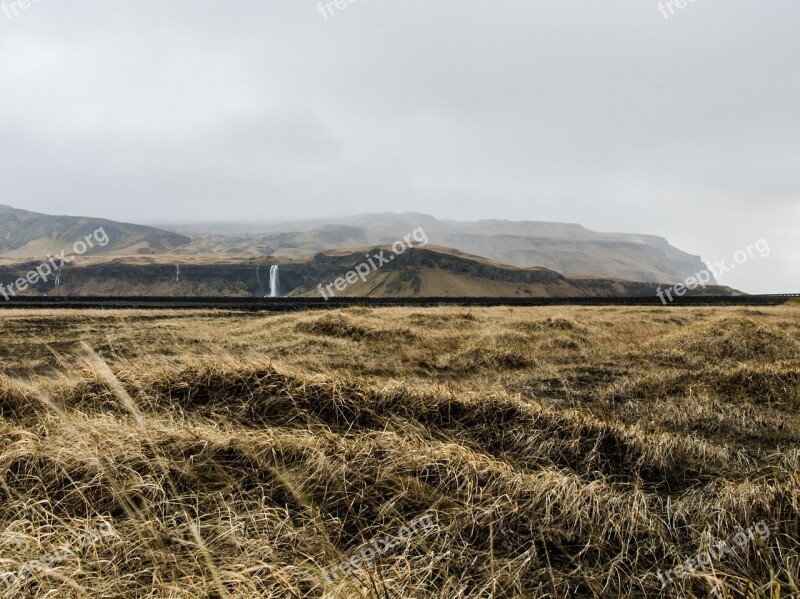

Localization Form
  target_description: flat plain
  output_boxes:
[0,304,798,597]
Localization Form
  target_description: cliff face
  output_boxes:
[0,247,736,299]
[404,233,712,284]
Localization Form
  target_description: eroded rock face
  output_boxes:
[0,247,738,299]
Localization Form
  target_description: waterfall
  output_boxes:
[269,265,280,298]
[175,265,181,284]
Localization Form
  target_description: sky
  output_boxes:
[0,1,797,293]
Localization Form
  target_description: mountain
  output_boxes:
[0,246,738,299]
[168,213,714,284]
[0,205,720,294]
[0,205,190,259]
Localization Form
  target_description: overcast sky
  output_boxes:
[0,1,797,292]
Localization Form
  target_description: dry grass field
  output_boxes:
[0,305,799,597]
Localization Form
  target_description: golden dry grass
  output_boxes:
[0,304,798,597]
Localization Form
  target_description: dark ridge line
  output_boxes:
[0,295,798,310]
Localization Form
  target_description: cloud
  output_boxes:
[0,0,797,292]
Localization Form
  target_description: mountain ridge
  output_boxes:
[165,212,713,284]
[0,204,190,258]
